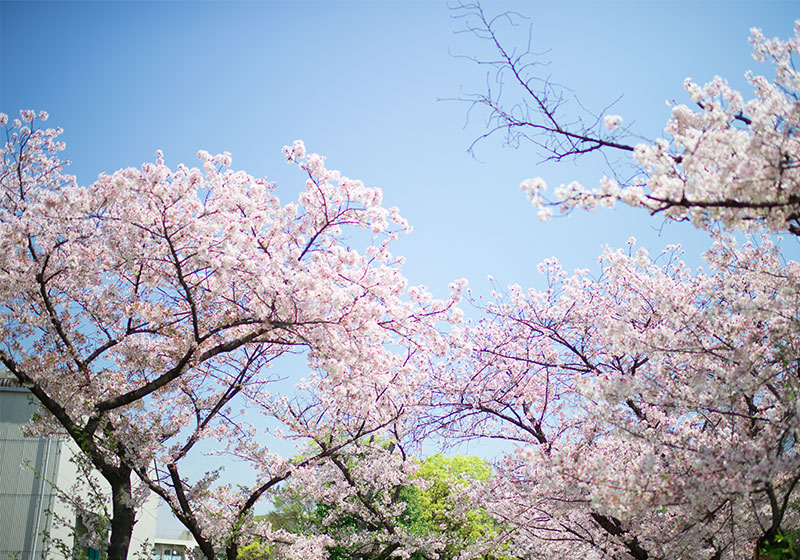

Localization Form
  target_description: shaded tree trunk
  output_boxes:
[106,466,135,560]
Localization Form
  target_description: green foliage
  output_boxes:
[264,490,318,535]
[308,476,429,560]
[262,451,506,560]
[394,484,428,537]
[413,455,506,560]
[415,454,492,528]
[239,540,273,560]
[760,530,800,560]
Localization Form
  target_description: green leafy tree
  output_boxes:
[238,540,272,560]
[413,455,507,560]
[259,449,505,560]
[759,528,800,560]
[233,439,430,560]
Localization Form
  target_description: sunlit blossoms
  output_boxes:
[3,13,800,560]
[0,113,452,560]
[603,114,623,131]
[522,24,800,239]
[419,19,800,560]
[426,234,800,559]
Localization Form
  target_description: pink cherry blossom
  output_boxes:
[0,113,453,559]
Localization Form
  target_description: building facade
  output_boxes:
[0,379,157,559]
[151,536,197,560]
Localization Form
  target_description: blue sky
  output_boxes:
[2,0,798,537]
[3,1,797,296]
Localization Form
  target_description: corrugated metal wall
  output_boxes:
[0,385,63,559]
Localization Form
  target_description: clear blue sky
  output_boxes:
[2,0,797,537]
[3,1,797,295]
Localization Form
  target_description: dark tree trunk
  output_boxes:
[106,466,136,560]
[226,541,238,560]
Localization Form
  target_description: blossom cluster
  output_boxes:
[0,111,454,559]
[520,24,800,237]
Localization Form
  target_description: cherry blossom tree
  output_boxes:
[0,113,452,559]
[258,443,500,560]
[268,437,434,560]
[429,236,800,560]
[7,6,800,560]
[424,5,800,560]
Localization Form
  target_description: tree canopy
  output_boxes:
[249,450,502,560]
[2,4,800,560]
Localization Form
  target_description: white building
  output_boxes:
[0,378,157,559]
[152,536,197,560]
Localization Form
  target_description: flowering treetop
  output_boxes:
[521,22,800,237]
[0,112,455,559]
[427,7,800,560]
